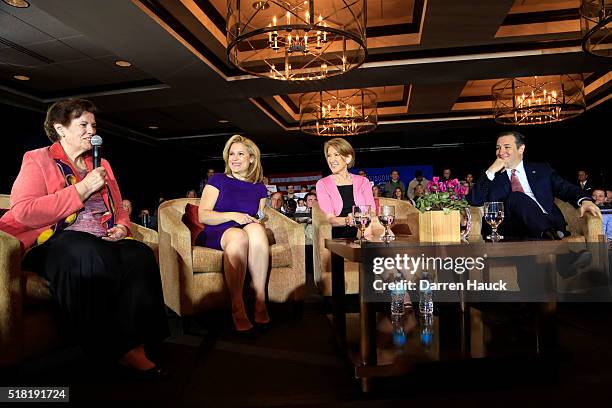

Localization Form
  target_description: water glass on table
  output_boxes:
[352,205,371,244]
[484,201,504,242]
[378,205,395,242]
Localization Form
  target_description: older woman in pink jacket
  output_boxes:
[0,99,168,378]
[316,138,376,239]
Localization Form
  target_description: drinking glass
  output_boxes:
[378,205,395,242]
[484,201,504,242]
[352,205,371,244]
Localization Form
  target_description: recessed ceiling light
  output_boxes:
[115,60,132,67]
[218,119,229,123]
[148,125,159,130]
[2,0,30,8]
[13,74,30,81]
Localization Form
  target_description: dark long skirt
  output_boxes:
[22,230,169,359]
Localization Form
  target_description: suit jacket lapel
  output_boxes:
[524,162,544,205]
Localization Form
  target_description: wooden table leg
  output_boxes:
[331,252,346,345]
[359,263,377,392]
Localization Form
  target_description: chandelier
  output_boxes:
[227,0,367,81]
[491,75,586,125]
[581,0,612,57]
[299,89,377,135]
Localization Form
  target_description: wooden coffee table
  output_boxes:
[324,238,600,392]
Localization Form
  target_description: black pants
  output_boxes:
[482,192,557,239]
[22,231,169,359]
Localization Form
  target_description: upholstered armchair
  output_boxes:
[312,197,420,296]
[0,194,159,366]
[157,198,305,317]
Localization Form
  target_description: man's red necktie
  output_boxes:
[511,169,524,193]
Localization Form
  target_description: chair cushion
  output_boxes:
[192,243,291,273]
[192,246,223,273]
[270,243,291,268]
[182,203,204,245]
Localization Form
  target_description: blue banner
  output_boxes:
[350,165,434,187]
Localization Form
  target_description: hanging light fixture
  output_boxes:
[227,0,367,81]
[581,0,612,57]
[491,75,586,125]
[299,89,377,136]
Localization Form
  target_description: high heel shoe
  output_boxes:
[254,321,271,332]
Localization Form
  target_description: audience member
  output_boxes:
[576,169,594,195]
[305,192,317,210]
[383,169,405,198]
[122,199,134,221]
[441,168,452,182]
[593,189,606,207]
[269,191,284,211]
[461,180,470,196]
[465,173,474,186]
[358,169,368,179]
[393,187,405,201]
[407,169,429,200]
[372,185,381,198]
[300,185,308,193]
[198,168,215,196]
[606,190,612,206]
[282,198,297,215]
[286,185,296,200]
[186,189,198,198]
[414,184,425,201]
[138,208,152,228]
[296,198,307,212]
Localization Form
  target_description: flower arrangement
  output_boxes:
[415,177,469,213]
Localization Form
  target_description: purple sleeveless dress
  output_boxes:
[195,173,268,250]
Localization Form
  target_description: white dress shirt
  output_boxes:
[486,161,547,213]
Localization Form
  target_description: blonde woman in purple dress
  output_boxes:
[196,135,269,333]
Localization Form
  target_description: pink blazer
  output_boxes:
[315,174,376,216]
[0,142,130,250]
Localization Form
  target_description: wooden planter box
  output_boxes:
[418,210,461,243]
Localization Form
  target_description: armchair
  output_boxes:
[157,199,305,317]
[0,194,159,366]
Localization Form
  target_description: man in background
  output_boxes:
[407,170,429,200]
[383,170,405,198]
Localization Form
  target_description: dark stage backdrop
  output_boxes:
[1,100,610,215]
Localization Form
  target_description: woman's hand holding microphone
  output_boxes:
[75,167,107,202]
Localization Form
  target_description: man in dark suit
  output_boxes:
[469,131,600,240]
[576,169,594,196]
[469,131,602,301]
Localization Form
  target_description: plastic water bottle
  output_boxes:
[390,272,405,316]
[391,315,406,347]
[419,271,433,316]
[420,313,434,347]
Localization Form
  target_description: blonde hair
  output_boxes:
[223,134,263,183]
[323,138,355,169]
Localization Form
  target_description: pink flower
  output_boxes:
[439,182,447,192]
[432,176,440,184]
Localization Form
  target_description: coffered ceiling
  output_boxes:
[0,0,610,160]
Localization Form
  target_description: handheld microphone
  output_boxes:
[91,135,103,168]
